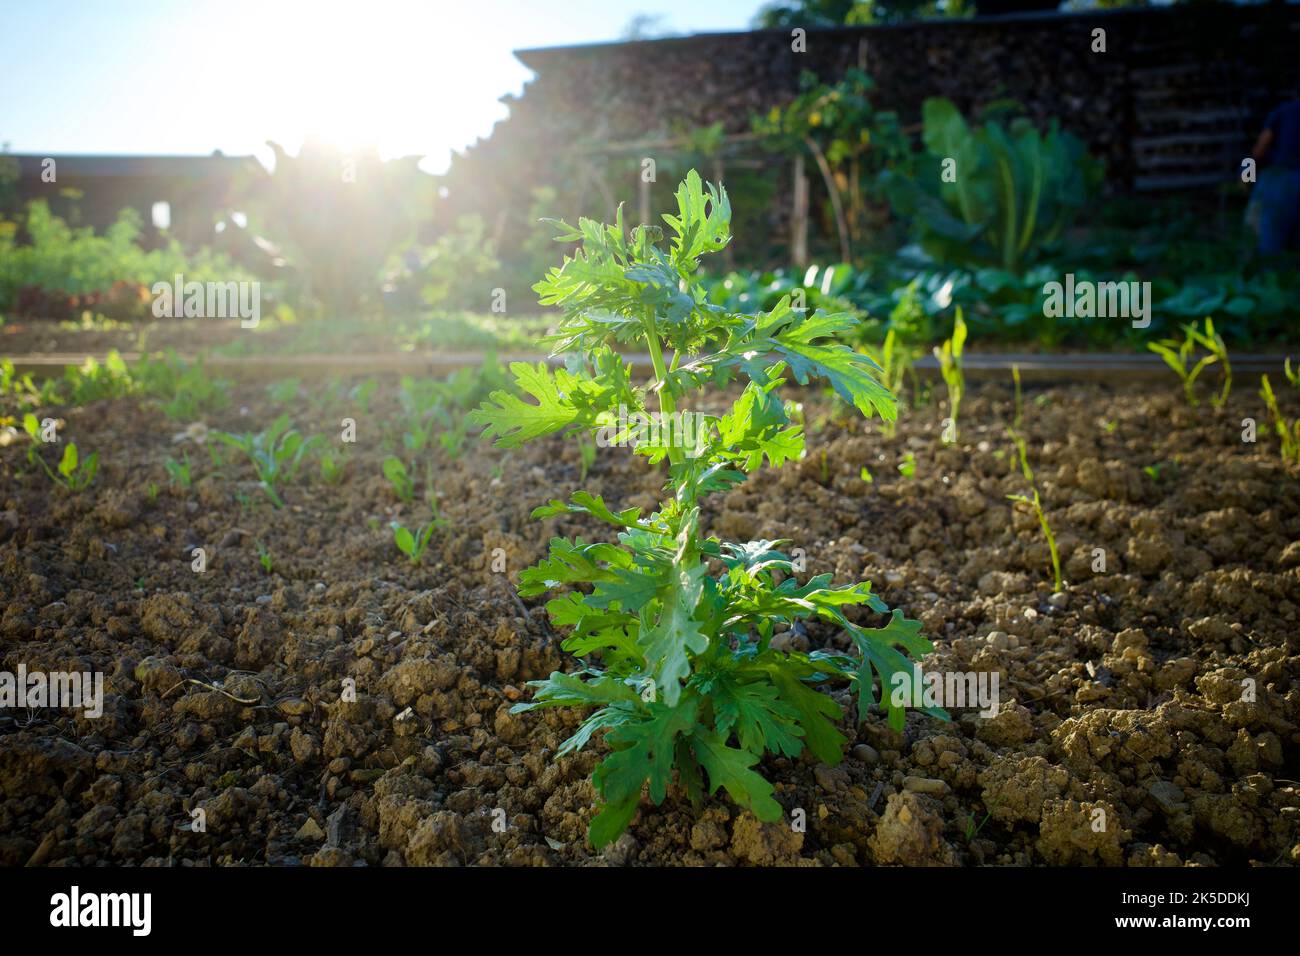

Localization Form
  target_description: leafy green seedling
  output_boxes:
[1011,363,1023,431]
[255,541,274,574]
[963,797,998,842]
[1285,357,1299,391]
[266,378,301,405]
[898,451,916,478]
[393,361,510,461]
[398,376,441,453]
[578,434,596,481]
[62,350,134,405]
[1007,488,1062,592]
[860,465,873,483]
[319,450,346,485]
[1260,374,1299,464]
[1148,318,1229,408]
[1188,318,1231,408]
[1,358,44,409]
[861,329,911,438]
[352,379,378,415]
[53,442,99,492]
[1005,418,1060,590]
[382,456,414,502]
[211,415,321,507]
[1007,428,1032,481]
[165,453,192,490]
[24,415,98,491]
[133,350,229,420]
[934,309,966,444]
[470,171,944,848]
[391,517,440,565]
[21,412,46,467]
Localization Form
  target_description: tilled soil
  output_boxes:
[1,373,1297,867]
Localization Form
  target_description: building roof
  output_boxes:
[513,7,1146,69]
[7,153,263,180]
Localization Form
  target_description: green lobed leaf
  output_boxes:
[589,697,700,847]
[636,563,708,708]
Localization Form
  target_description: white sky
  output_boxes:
[1,0,762,173]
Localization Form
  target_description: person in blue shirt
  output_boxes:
[1252,92,1300,256]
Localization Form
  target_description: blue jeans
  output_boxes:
[1257,167,1300,255]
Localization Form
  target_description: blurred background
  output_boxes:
[3,0,1299,353]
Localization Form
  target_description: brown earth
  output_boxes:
[0,372,1297,867]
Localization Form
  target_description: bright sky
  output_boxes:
[0,0,762,174]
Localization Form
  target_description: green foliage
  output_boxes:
[10,349,225,418]
[708,249,1300,350]
[26,427,99,492]
[266,378,301,405]
[394,358,509,461]
[210,415,321,507]
[20,412,43,460]
[1148,318,1230,409]
[471,171,943,848]
[934,309,966,443]
[1007,487,1062,592]
[319,449,347,485]
[1005,388,1060,589]
[860,328,911,438]
[0,201,246,315]
[417,216,502,310]
[344,379,373,415]
[577,433,596,481]
[754,69,912,257]
[56,443,99,492]
[0,358,51,411]
[755,0,970,28]
[701,263,865,324]
[1260,375,1299,465]
[253,141,432,318]
[884,98,1101,270]
[165,452,192,490]
[897,451,916,478]
[256,541,274,575]
[63,350,135,405]
[382,456,414,503]
[391,513,444,565]
[396,312,551,353]
[133,350,230,420]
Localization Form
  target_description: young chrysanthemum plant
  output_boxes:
[471,171,945,848]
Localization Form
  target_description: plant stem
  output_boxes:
[805,136,852,263]
[1033,490,1062,592]
[643,310,683,466]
